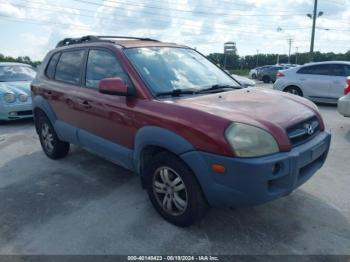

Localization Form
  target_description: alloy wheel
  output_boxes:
[152,166,188,216]
[41,123,54,153]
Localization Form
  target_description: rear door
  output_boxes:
[42,49,87,143]
[296,64,333,100]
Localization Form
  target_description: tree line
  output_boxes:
[0,53,41,67]
[207,50,350,70]
[1,50,350,70]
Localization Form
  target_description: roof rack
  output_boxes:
[56,35,159,48]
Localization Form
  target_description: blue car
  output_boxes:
[0,62,36,122]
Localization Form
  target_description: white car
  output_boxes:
[273,61,350,103]
[338,78,350,117]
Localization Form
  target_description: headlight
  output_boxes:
[3,93,16,103]
[19,94,28,102]
[225,123,279,157]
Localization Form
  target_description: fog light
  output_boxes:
[211,164,226,173]
[272,162,282,175]
[9,112,18,117]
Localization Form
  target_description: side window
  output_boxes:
[45,52,60,79]
[298,64,331,75]
[85,49,131,89]
[55,50,85,85]
[331,64,346,76]
[344,65,350,76]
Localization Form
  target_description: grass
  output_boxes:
[229,69,250,76]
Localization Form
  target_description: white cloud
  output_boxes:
[0,0,349,60]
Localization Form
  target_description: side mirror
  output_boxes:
[99,77,128,96]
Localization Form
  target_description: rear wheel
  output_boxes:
[262,75,270,83]
[144,151,208,227]
[284,86,303,96]
[37,115,70,159]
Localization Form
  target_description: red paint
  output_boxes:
[32,41,324,157]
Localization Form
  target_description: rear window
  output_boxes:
[55,50,85,85]
[45,52,60,79]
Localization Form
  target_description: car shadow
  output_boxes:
[1,146,349,254]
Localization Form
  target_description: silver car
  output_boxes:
[338,77,350,117]
[0,62,36,122]
[273,61,350,103]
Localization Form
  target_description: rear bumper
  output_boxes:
[181,131,331,207]
[0,101,33,121]
[338,95,350,117]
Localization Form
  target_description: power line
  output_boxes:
[9,2,315,33]
[73,0,307,17]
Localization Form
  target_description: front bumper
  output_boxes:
[338,95,350,117]
[0,100,33,121]
[181,131,331,207]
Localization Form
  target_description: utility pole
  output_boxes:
[295,47,299,64]
[287,38,293,64]
[307,0,323,62]
[256,49,259,67]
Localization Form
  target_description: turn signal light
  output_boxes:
[211,164,226,173]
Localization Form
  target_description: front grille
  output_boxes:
[17,110,33,116]
[287,116,320,146]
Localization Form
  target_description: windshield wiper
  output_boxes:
[197,84,241,94]
[155,89,197,97]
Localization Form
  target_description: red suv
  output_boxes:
[31,36,331,226]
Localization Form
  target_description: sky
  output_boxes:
[0,0,349,61]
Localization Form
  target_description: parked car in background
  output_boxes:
[231,74,255,87]
[274,61,350,104]
[258,65,293,83]
[249,65,272,79]
[0,62,36,122]
[32,35,331,226]
[338,77,350,117]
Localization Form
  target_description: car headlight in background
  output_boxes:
[18,94,28,102]
[3,93,16,103]
[225,123,279,157]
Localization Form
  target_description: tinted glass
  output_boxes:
[125,47,240,95]
[85,50,131,89]
[0,65,36,82]
[45,52,60,79]
[331,64,346,76]
[345,65,350,76]
[55,50,85,84]
[298,64,332,75]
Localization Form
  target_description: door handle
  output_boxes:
[44,91,53,97]
[81,100,92,109]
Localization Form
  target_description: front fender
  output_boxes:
[133,126,196,174]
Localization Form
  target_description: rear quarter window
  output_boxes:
[55,50,85,85]
[45,52,60,79]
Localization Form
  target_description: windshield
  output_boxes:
[124,47,240,96]
[0,65,36,82]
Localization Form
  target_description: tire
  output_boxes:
[284,86,303,96]
[252,73,257,79]
[37,114,70,159]
[262,75,270,83]
[144,151,208,227]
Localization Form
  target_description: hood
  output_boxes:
[0,81,32,96]
[231,74,255,87]
[170,88,320,132]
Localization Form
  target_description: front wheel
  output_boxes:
[37,115,70,159]
[145,152,208,227]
